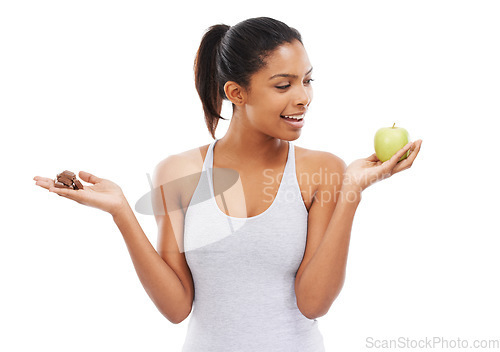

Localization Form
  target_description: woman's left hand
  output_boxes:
[343,139,423,193]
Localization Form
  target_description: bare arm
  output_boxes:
[295,186,360,319]
[112,201,191,324]
[34,160,195,324]
[295,140,421,319]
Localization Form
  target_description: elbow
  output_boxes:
[299,301,334,321]
[299,308,319,321]
[161,299,193,325]
[164,308,190,325]
[298,303,327,321]
[297,298,322,321]
[174,304,193,324]
[297,285,345,321]
[159,308,181,324]
[296,289,322,320]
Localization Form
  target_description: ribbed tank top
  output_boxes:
[182,138,326,352]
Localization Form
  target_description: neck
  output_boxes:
[214,113,287,167]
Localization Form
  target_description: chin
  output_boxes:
[277,134,301,142]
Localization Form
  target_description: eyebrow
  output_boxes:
[269,67,313,80]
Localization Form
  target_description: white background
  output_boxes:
[2,0,499,351]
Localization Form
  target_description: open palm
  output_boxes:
[344,139,423,192]
[34,171,127,216]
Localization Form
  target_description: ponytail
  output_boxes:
[194,24,230,140]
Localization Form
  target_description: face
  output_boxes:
[239,40,313,138]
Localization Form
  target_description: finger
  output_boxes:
[79,171,102,185]
[406,139,422,161]
[384,141,414,170]
[33,176,54,183]
[34,177,55,190]
[35,179,54,190]
[366,153,379,162]
[49,185,81,199]
[408,139,422,158]
[392,139,422,174]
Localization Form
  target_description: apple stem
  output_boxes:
[392,122,396,128]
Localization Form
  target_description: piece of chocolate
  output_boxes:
[54,181,70,189]
[73,179,83,190]
[55,170,83,191]
[57,171,74,180]
[61,170,75,178]
[58,175,73,187]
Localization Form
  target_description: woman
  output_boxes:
[34,17,422,352]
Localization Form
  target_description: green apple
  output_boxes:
[374,123,410,162]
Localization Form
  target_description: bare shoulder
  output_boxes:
[294,144,346,183]
[295,144,344,163]
[180,144,211,165]
[153,144,210,178]
[152,144,211,212]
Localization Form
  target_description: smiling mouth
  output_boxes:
[280,114,304,121]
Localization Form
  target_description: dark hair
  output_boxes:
[194,17,303,139]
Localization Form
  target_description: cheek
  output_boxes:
[259,92,286,113]
[248,90,288,116]
[272,92,289,105]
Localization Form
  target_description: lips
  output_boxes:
[280,114,305,120]
[280,115,305,128]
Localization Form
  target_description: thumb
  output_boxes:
[79,171,102,184]
[366,153,379,162]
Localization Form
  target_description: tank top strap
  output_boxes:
[279,140,302,205]
[285,139,295,179]
[202,138,218,172]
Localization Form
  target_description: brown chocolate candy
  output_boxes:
[54,170,83,190]
[57,170,74,179]
[58,175,73,187]
[61,170,75,177]
[73,179,84,190]
[54,181,69,189]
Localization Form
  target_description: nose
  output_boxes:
[294,84,312,107]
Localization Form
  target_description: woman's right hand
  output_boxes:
[33,171,128,217]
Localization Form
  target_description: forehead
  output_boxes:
[258,40,312,77]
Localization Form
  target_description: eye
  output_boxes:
[276,84,291,90]
[304,78,314,85]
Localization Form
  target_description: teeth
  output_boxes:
[282,114,304,120]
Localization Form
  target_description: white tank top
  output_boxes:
[182,138,326,352]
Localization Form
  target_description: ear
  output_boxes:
[223,81,246,106]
